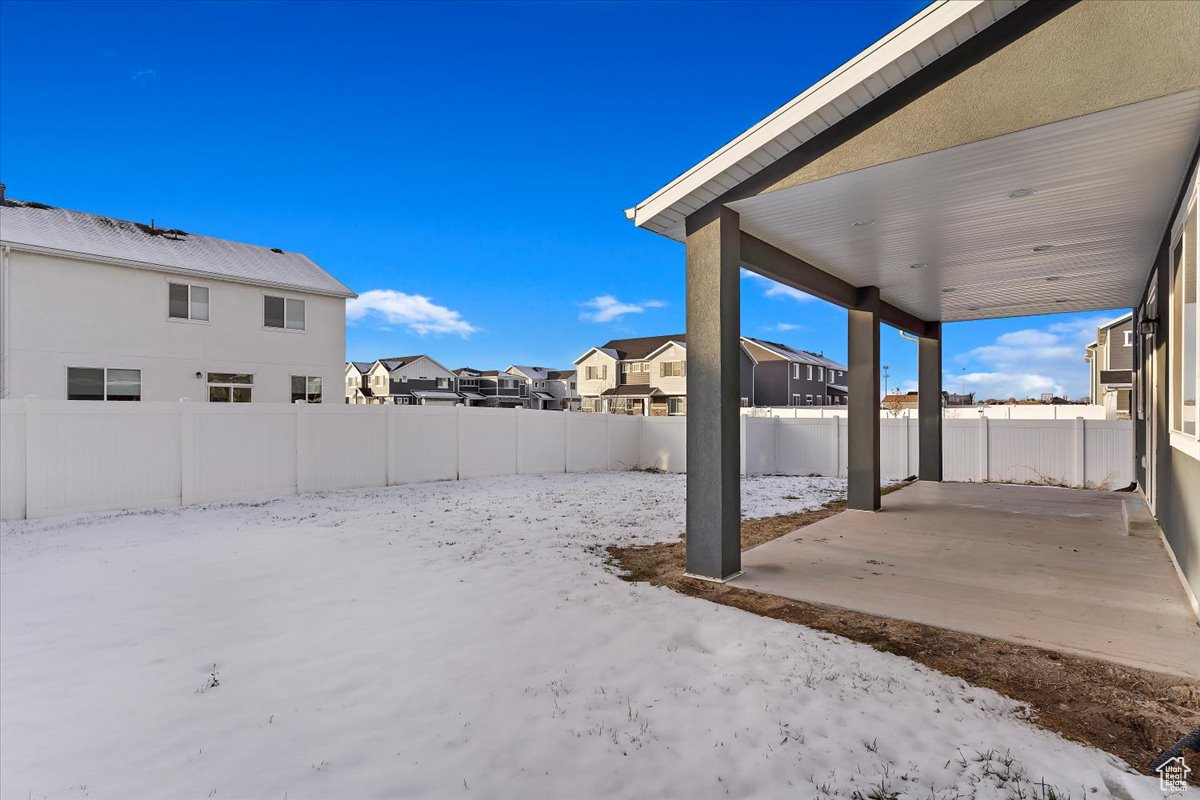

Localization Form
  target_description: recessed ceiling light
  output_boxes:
[851,219,876,227]
[1008,188,1035,199]
[909,262,926,270]
[1032,244,1055,252]
[1046,276,1061,282]
[942,288,955,293]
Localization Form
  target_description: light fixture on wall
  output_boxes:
[1138,318,1159,335]
[195,371,202,379]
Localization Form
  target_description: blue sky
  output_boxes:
[0,0,1124,399]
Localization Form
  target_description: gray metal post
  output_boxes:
[684,206,742,580]
[918,322,943,482]
[847,286,881,510]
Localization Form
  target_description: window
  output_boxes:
[792,364,800,380]
[569,381,576,391]
[807,365,813,380]
[208,372,253,403]
[805,394,813,405]
[1171,197,1197,439]
[67,367,141,401]
[264,295,305,330]
[460,378,478,388]
[1124,330,1133,347]
[838,371,844,378]
[291,375,322,403]
[668,396,687,415]
[660,361,686,377]
[586,365,607,380]
[817,367,825,381]
[437,378,450,389]
[792,394,802,406]
[169,283,209,321]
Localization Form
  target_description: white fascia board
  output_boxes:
[628,0,1015,233]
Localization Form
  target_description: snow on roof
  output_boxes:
[0,197,355,298]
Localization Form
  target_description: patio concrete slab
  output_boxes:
[731,482,1200,678]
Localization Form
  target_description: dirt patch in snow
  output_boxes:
[608,481,1200,784]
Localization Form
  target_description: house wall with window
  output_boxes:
[575,350,617,412]
[1,250,345,403]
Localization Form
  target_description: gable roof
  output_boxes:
[376,355,454,375]
[506,365,566,381]
[597,334,688,361]
[346,361,374,374]
[742,337,847,370]
[0,197,355,298]
[625,1,1026,239]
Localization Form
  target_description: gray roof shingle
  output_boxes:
[0,198,354,298]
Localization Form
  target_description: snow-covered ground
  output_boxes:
[0,472,1175,799]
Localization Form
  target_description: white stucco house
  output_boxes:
[0,189,355,403]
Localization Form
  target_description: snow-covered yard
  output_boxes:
[0,472,1169,799]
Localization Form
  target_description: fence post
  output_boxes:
[604,412,611,471]
[830,415,840,477]
[1074,416,1086,487]
[294,399,305,493]
[455,404,464,480]
[385,403,396,486]
[903,416,911,477]
[23,395,39,519]
[561,405,568,473]
[180,399,194,506]
[978,415,989,482]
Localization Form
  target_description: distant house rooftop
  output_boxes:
[0,194,355,298]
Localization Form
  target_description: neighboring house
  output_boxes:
[740,338,848,406]
[0,189,354,403]
[1084,312,1134,418]
[454,368,525,407]
[574,334,756,415]
[505,366,580,410]
[375,355,460,405]
[344,361,376,404]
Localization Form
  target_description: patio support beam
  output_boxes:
[847,286,881,510]
[684,206,742,580]
[918,322,943,482]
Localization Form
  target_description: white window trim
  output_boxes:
[807,365,813,380]
[66,366,142,401]
[1168,189,1199,459]
[206,372,254,403]
[166,280,211,324]
[262,292,307,333]
[291,374,323,404]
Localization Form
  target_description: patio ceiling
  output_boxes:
[720,89,1200,321]
[727,89,1200,323]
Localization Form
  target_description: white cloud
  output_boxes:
[773,323,803,332]
[579,295,665,323]
[952,313,1117,400]
[346,289,477,337]
[742,269,815,302]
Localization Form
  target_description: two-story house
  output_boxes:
[504,366,580,410]
[372,355,459,405]
[454,368,525,407]
[0,191,354,403]
[344,361,377,404]
[1084,311,1134,418]
[574,334,756,416]
[740,338,849,406]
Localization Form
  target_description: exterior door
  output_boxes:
[1142,272,1158,512]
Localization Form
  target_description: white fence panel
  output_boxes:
[191,403,296,504]
[605,415,641,470]
[942,420,980,482]
[27,400,180,518]
[641,417,686,472]
[881,419,912,479]
[988,419,1075,485]
[776,418,840,476]
[517,410,566,475]
[1,400,27,520]
[459,407,518,479]
[300,404,387,492]
[1084,420,1134,489]
[390,406,458,484]
[740,416,777,475]
[564,413,607,473]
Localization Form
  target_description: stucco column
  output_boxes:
[918,322,943,482]
[847,286,881,511]
[684,206,742,580]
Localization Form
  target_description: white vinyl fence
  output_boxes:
[0,400,1133,521]
[743,404,1110,420]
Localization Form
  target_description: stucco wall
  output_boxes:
[3,250,345,403]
